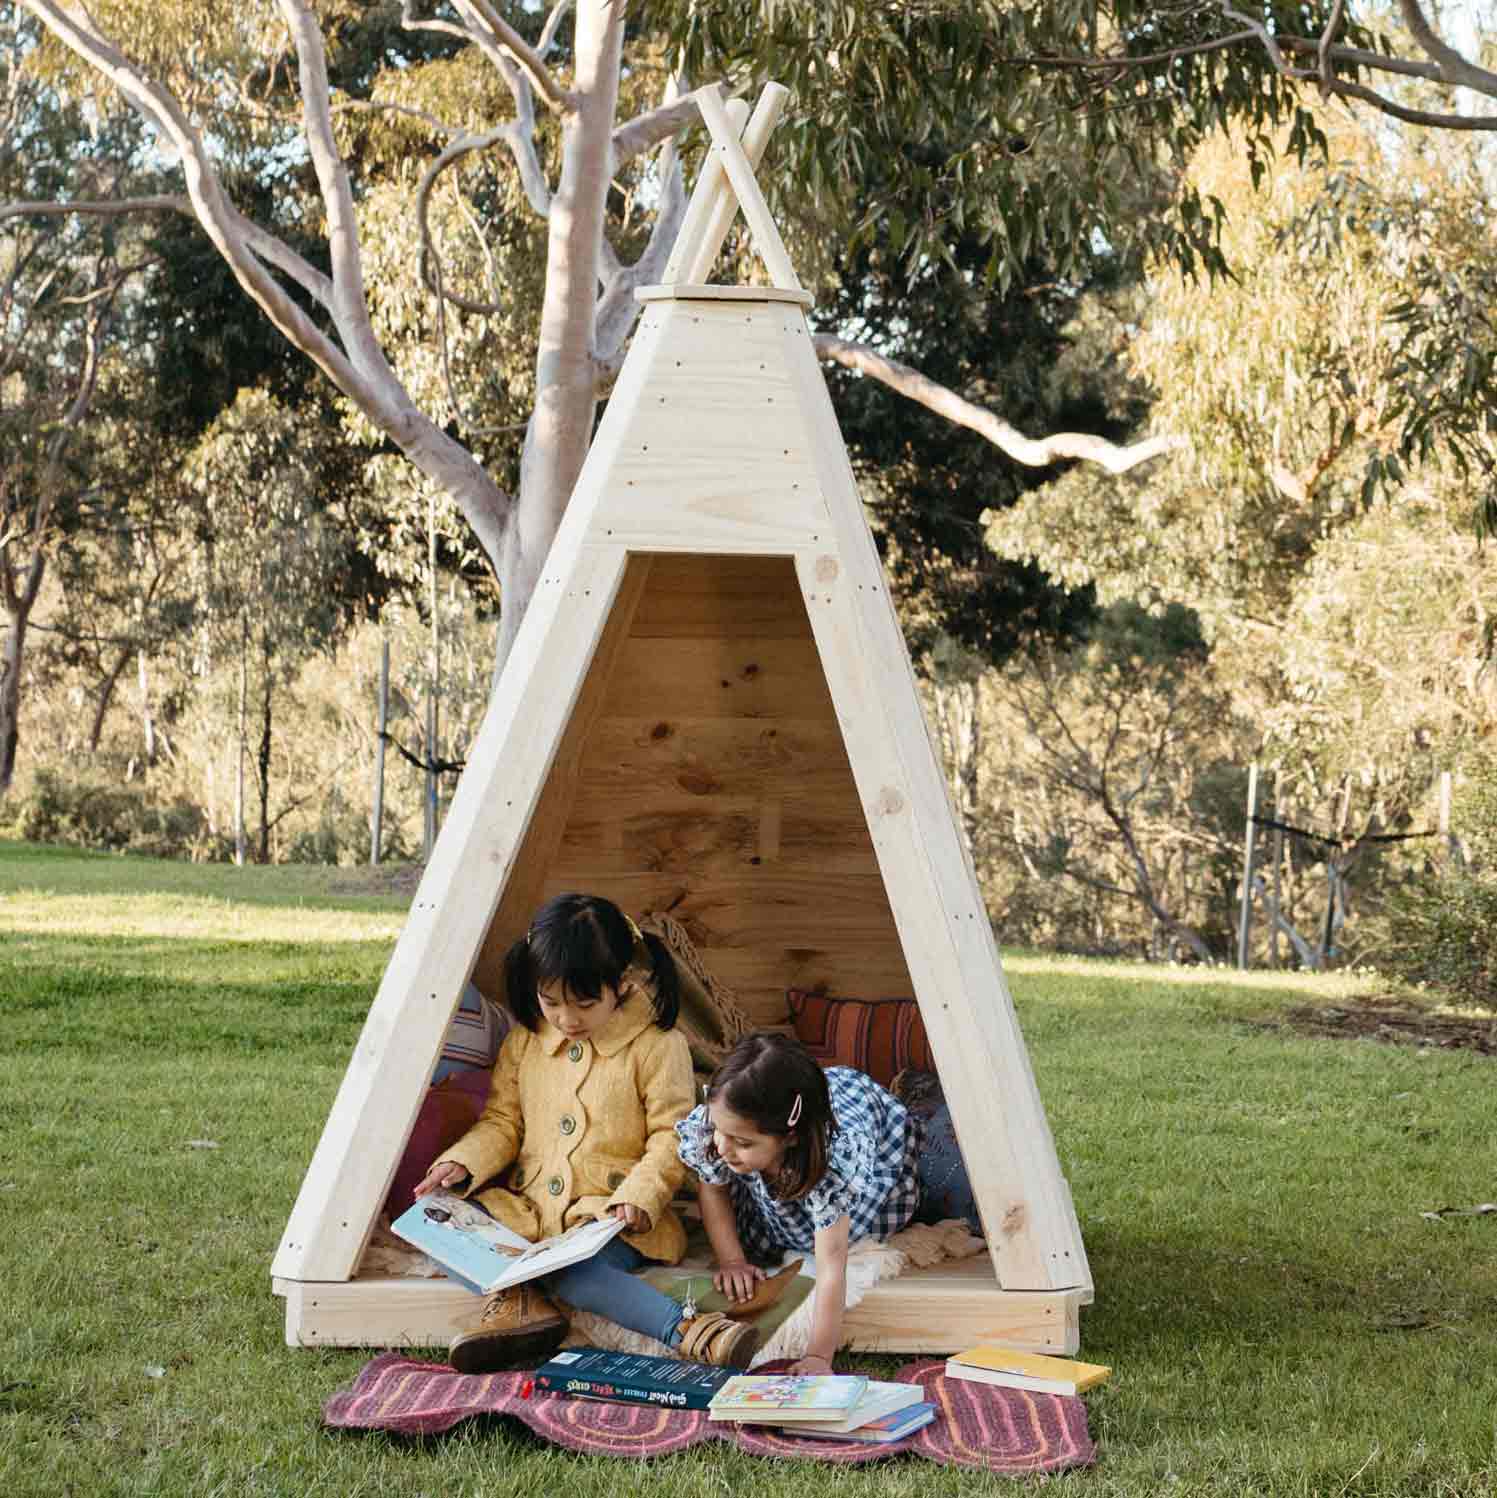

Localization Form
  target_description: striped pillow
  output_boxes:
[786,989,933,1088]
[432,983,511,1082]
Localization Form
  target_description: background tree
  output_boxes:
[13,0,1330,679]
[186,388,358,862]
[0,16,167,791]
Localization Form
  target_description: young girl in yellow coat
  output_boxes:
[415,893,758,1372]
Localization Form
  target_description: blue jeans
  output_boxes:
[912,1103,982,1235]
[542,1236,686,1347]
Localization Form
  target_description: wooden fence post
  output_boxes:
[1270,770,1283,970]
[1238,762,1259,970]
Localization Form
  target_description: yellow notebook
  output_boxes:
[944,1345,1111,1396]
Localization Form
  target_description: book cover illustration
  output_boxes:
[707,1372,870,1422]
[945,1344,1112,1395]
[534,1347,735,1410]
[389,1190,625,1295]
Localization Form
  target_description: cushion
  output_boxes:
[786,989,933,1088]
[384,1068,492,1219]
[431,981,511,1083]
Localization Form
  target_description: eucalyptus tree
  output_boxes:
[186,387,359,863]
[0,18,164,792]
[11,0,1494,681]
[988,108,1497,824]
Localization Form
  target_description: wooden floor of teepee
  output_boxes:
[275,1257,1088,1353]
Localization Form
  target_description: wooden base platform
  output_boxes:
[273,1256,1089,1354]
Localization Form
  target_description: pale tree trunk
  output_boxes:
[0,549,44,796]
[932,677,981,850]
[137,651,157,767]
[497,0,624,666]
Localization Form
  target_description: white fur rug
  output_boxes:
[362,1217,985,1366]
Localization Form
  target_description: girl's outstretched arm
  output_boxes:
[792,1213,850,1374]
[698,1181,766,1301]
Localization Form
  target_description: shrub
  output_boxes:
[1373,769,1497,1006]
[2,767,217,860]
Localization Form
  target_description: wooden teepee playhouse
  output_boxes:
[272,83,1091,1354]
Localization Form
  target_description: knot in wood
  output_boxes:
[875,786,905,817]
[814,555,839,583]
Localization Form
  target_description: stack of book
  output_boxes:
[707,1373,936,1444]
[943,1344,1112,1396]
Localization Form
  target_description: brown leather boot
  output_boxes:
[723,1259,804,1321]
[448,1283,569,1374]
[676,1310,761,1369]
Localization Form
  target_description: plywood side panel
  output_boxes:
[469,556,655,1000]
[479,551,911,1024]
[600,637,836,720]
[630,554,813,638]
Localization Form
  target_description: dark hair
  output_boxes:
[503,892,679,1033]
[705,1032,835,1201]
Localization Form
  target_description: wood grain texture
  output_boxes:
[276,1263,1085,1355]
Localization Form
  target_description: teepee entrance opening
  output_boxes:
[272,83,1092,1355]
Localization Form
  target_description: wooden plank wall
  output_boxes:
[470,552,913,1022]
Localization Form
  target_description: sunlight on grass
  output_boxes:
[0,892,404,944]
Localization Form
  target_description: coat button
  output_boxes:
[548,1175,564,1196]
[567,1042,584,1062]
[607,1171,625,1190]
[559,1115,576,1136]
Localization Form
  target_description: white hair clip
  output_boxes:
[786,1093,803,1129]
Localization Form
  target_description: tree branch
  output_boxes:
[454,0,574,112]
[813,333,1184,474]
[611,94,702,169]
[0,193,191,221]
[1397,0,1497,98]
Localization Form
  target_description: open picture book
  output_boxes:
[390,1189,625,1296]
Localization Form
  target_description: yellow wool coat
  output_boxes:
[440,991,696,1265]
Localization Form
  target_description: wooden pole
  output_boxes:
[1270,770,1283,970]
[371,637,389,866]
[234,614,247,868]
[1237,762,1259,970]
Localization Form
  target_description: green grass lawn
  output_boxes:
[2,839,1493,1497]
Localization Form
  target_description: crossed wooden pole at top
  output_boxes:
[661,82,802,293]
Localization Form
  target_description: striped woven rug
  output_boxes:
[323,1356,1095,1472]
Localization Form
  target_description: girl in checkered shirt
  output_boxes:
[675,1031,977,1374]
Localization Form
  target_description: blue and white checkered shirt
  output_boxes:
[675,1067,922,1263]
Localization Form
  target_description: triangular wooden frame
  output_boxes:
[272,86,1092,1355]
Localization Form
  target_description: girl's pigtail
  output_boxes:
[637,929,681,1031]
[502,933,542,1031]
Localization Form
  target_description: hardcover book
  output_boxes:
[777,1380,923,1436]
[533,1348,736,1410]
[786,1401,937,1444]
[389,1189,625,1296]
[707,1372,870,1423]
[944,1345,1112,1396]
